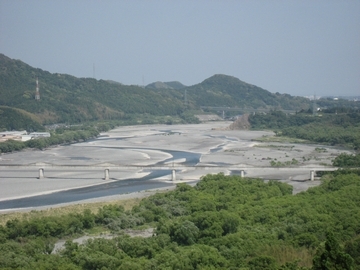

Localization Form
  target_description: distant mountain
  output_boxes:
[146,81,186,90]
[184,74,311,111]
[6,54,354,129]
[0,54,185,124]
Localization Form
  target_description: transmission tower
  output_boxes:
[35,77,40,100]
[184,89,187,107]
[313,93,317,115]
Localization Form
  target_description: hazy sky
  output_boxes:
[1,1,359,97]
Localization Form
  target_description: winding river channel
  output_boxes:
[0,122,348,211]
[0,149,202,210]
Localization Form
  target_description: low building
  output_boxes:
[29,132,51,138]
[0,131,51,142]
[21,135,33,142]
[0,131,27,142]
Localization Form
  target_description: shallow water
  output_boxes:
[0,170,174,209]
[0,148,201,210]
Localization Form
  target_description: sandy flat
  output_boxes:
[0,121,353,212]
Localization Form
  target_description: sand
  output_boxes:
[0,121,352,212]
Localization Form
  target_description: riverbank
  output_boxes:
[0,186,178,224]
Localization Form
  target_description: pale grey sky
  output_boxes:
[1,0,359,97]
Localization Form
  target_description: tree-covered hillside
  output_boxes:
[0,54,186,124]
[0,106,44,131]
[184,74,312,111]
[2,53,358,128]
[249,109,360,149]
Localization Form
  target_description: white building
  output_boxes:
[29,132,51,138]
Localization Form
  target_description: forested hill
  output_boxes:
[0,54,185,124]
[1,54,313,125]
[184,74,311,110]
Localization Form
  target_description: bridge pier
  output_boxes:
[310,170,315,181]
[104,169,110,180]
[38,168,44,179]
[172,170,176,181]
[240,170,245,178]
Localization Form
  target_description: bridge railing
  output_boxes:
[0,164,338,181]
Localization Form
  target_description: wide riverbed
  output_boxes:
[0,122,350,212]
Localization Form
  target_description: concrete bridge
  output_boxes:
[0,163,338,181]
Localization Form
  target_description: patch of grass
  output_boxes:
[315,147,327,153]
[252,136,308,144]
[224,148,242,153]
[270,158,299,167]
[260,244,314,268]
[255,144,295,149]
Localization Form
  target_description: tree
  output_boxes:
[249,255,277,270]
[169,220,199,245]
[313,232,354,270]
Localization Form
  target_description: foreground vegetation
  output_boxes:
[0,172,359,269]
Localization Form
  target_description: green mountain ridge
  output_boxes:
[0,54,185,125]
[0,53,316,127]
[186,74,311,110]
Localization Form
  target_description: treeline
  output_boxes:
[0,124,100,154]
[333,153,360,167]
[0,173,359,269]
[316,153,360,178]
[249,109,360,149]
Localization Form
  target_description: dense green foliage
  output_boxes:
[249,110,360,149]
[0,173,359,269]
[313,232,354,269]
[333,153,360,167]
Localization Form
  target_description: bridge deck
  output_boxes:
[0,164,339,171]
